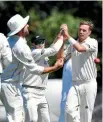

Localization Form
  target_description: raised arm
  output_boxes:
[32,35,64,61]
[13,43,63,75]
[60,24,98,53]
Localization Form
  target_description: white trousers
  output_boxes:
[1,82,24,122]
[22,87,50,122]
[65,79,97,122]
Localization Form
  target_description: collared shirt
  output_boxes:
[0,33,12,73]
[23,39,63,88]
[23,48,49,87]
[1,35,44,83]
[65,37,98,82]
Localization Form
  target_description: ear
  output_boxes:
[32,43,36,46]
[89,30,91,36]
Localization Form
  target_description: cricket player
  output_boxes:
[0,33,12,92]
[60,22,98,122]
[22,34,65,122]
[1,14,64,122]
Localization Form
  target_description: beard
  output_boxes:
[23,29,29,37]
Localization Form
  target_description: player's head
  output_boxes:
[7,14,30,37]
[31,35,46,49]
[78,21,94,41]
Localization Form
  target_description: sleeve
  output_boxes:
[83,39,98,52]
[0,34,12,68]
[32,38,64,60]
[64,45,72,61]
[13,45,44,74]
[32,47,57,61]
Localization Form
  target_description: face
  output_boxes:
[22,24,29,37]
[36,43,45,49]
[78,24,91,42]
[32,43,45,49]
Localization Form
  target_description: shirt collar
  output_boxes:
[12,35,27,44]
[77,36,90,43]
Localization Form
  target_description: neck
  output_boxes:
[79,37,89,43]
[79,39,84,43]
[18,30,25,38]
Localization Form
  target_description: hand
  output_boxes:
[60,24,70,40]
[54,58,64,69]
[60,24,68,31]
[57,30,66,42]
[57,24,68,39]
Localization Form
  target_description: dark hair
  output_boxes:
[80,21,94,31]
[31,35,46,45]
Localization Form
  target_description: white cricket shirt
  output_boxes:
[65,37,98,82]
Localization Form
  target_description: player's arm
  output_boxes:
[13,44,63,75]
[68,37,87,52]
[60,24,98,52]
[56,43,64,60]
[42,58,64,74]
[67,37,98,53]
[32,36,64,60]
[60,24,87,52]
[0,33,12,68]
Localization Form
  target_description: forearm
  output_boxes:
[68,37,87,52]
[52,36,64,52]
[56,43,64,59]
[42,65,60,74]
[13,50,44,75]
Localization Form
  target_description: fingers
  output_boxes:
[55,58,64,68]
[57,24,69,42]
[60,24,68,31]
[59,24,69,40]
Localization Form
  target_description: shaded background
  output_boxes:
[0,1,102,122]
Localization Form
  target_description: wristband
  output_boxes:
[68,37,77,45]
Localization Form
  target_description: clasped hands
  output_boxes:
[58,24,70,41]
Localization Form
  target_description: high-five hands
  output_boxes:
[60,24,70,40]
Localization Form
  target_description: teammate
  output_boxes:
[22,34,65,122]
[60,22,98,122]
[0,33,12,91]
[1,14,64,122]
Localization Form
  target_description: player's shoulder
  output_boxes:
[0,33,6,41]
[89,37,97,43]
[86,37,98,45]
[0,33,4,37]
[0,33,9,46]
